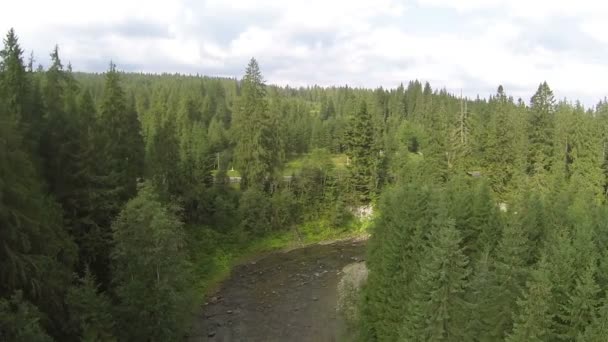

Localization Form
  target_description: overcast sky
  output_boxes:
[2,0,608,106]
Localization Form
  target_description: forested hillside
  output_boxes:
[2,26,608,341]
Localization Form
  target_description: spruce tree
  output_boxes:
[66,269,115,341]
[402,206,471,341]
[147,114,181,200]
[466,249,497,342]
[90,62,144,285]
[560,264,601,340]
[490,214,530,338]
[40,47,85,237]
[0,291,52,342]
[0,28,28,123]
[0,92,76,339]
[485,86,520,196]
[232,58,280,190]
[580,301,608,342]
[361,182,435,341]
[527,82,556,191]
[345,99,379,203]
[507,257,554,342]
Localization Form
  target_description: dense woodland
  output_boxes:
[3,26,608,341]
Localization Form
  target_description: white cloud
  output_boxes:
[418,0,608,19]
[1,0,607,106]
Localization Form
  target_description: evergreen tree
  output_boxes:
[560,264,601,340]
[40,47,85,240]
[71,89,102,270]
[147,114,181,200]
[0,292,52,342]
[97,62,144,207]
[345,100,378,203]
[466,249,497,341]
[580,301,608,342]
[485,86,521,196]
[361,182,435,341]
[0,101,76,338]
[402,206,471,341]
[232,58,280,190]
[507,257,554,342]
[66,269,115,341]
[489,213,530,338]
[527,82,555,191]
[90,62,144,284]
[0,28,28,124]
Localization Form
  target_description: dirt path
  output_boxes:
[188,239,367,342]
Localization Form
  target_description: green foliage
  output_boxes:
[361,182,437,340]
[111,183,194,341]
[0,292,52,342]
[147,113,181,199]
[527,82,556,191]
[238,187,272,235]
[580,302,608,342]
[270,188,299,229]
[0,29,28,124]
[66,270,115,341]
[0,106,76,339]
[402,213,471,341]
[489,215,530,338]
[507,257,554,342]
[232,58,281,190]
[560,264,601,340]
[484,86,522,196]
[345,100,380,203]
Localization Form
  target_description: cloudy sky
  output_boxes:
[2,0,608,106]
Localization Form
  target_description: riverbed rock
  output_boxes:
[337,261,369,325]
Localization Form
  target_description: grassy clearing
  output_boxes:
[211,169,242,177]
[210,153,349,180]
[330,154,348,170]
[284,153,349,175]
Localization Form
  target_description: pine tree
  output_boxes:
[0,28,28,123]
[471,180,502,255]
[97,62,143,206]
[566,105,604,201]
[580,301,608,342]
[489,214,530,339]
[542,226,579,340]
[40,47,85,237]
[0,93,76,339]
[560,264,601,340]
[232,58,280,190]
[361,182,436,341]
[89,62,144,285]
[66,269,115,341]
[527,82,556,191]
[485,86,521,196]
[402,207,471,341]
[507,257,554,342]
[466,249,497,342]
[147,114,181,200]
[345,100,378,203]
[0,291,52,342]
[519,192,548,264]
[70,89,101,271]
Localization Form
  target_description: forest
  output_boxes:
[2,25,608,341]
